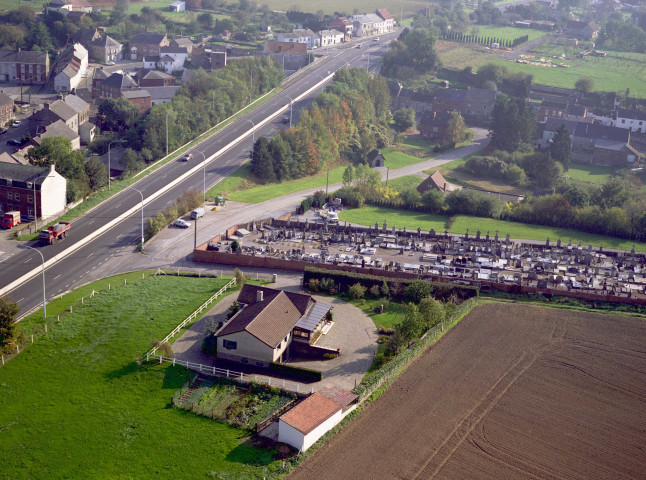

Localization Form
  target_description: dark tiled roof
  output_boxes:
[73,28,100,45]
[0,49,48,64]
[573,122,629,142]
[48,100,77,121]
[280,393,341,435]
[93,67,109,80]
[543,117,578,133]
[433,88,466,103]
[102,72,136,90]
[617,108,646,122]
[566,104,587,116]
[366,149,382,161]
[0,163,51,184]
[216,284,314,347]
[143,55,161,63]
[419,110,452,127]
[38,120,79,142]
[130,33,167,45]
[92,35,122,48]
[464,87,497,104]
[540,100,567,109]
[64,94,89,113]
[161,45,188,54]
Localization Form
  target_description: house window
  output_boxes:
[255,362,264,367]
[28,208,33,217]
[622,119,625,123]
[28,195,33,204]
[7,192,12,200]
[15,193,19,201]
[223,339,237,350]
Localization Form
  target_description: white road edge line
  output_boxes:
[0,73,334,298]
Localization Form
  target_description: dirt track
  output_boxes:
[288,303,646,480]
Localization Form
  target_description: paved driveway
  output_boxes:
[171,277,378,392]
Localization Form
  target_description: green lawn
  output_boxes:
[468,25,547,43]
[386,175,422,193]
[382,149,429,169]
[338,205,448,232]
[338,206,646,252]
[0,274,283,479]
[566,163,614,185]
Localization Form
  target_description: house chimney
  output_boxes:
[50,164,56,173]
[44,103,50,110]
[256,290,263,302]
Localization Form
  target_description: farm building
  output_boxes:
[278,385,357,452]
[214,284,333,367]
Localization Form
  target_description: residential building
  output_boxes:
[319,29,344,47]
[145,86,180,105]
[0,91,14,127]
[564,104,589,122]
[536,99,568,123]
[564,20,599,40]
[276,29,319,48]
[33,119,81,150]
[72,28,101,47]
[190,49,226,71]
[53,43,88,92]
[391,87,435,112]
[134,68,175,87]
[121,89,151,114]
[91,67,109,93]
[375,8,395,31]
[432,88,466,114]
[171,37,194,54]
[264,41,308,70]
[417,170,451,194]
[169,1,185,12]
[89,35,123,63]
[29,100,79,137]
[0,152,25,165]
[0,164,66,220]
[615,109,646,133]
[351,12,389,37]
[128,33,170,61]
[214,284,331,367]
[278,386,358,452]
[461,87,497,122]
[0,50,49,84]
[367,149,385,168]
[94,72,137,99]
[64,94,94,144]
[158,45,189,72]
[418,110,453,142]
[329,17,353,41]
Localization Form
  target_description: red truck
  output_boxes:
[1,211,21,229]
[40,222,71,245]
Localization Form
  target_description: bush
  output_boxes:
[234,268,246,286]
[201,335,217,356]
[269,362,323,381]
[369,285,381,297]
[348,282,367,300]
[405,280,433,303]
[307,278,321,292]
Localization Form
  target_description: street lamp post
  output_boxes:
[119,185,145,251]
[195,150,207,202]
[286,95,294,128]
[107,139,125,191]
[19,245,46,319]
[247,119,255,143]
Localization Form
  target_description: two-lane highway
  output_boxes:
[1,31,399,317]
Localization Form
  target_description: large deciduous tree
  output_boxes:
[392,108,416,133]
[0,296,19,350]
[98,97,138,131]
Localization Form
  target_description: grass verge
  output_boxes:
[0,273,285,479]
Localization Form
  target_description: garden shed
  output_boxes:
[169,1,185,12]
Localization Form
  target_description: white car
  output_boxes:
[11,120,22,128]
[173,219,192,229]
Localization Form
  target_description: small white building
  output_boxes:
[615,108,646,133]
[278,386,358,452]
[277,29,319,48]
[53,43,88,93]
[169,1,185,12]
[319,29,344,47]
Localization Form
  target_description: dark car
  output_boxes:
[0,128,7,135]
[7,139,21,146]
[179,153,193,162]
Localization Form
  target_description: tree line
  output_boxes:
[441,31,529,49]
[249,68,392,184]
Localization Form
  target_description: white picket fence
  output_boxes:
[147,278,236,357]
[147,353,314,394]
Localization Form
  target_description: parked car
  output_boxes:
[173,219,191,228]
[11,120,22,128]
[374,37,380,41]
[7,139,21,146]
[282,115,289,123]
[179,153,193,162]
[356,44,362,48]
[0,128,7,134]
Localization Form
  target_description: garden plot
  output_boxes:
[175,377,296,430]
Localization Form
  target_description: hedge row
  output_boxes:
[303,267,479,302]
[353,297,478,401]
[270,362,323,382]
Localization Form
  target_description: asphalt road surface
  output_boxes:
[0,32,399,318]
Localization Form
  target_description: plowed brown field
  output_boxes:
[288,303,646,480]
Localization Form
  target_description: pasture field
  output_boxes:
[289,303,646,479]
[338,205,646,251]
[262,0,426,16]
[0,274,282,480]
[466,25,547,43]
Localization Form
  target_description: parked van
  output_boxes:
[190,208,205,220]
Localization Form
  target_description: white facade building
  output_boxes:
[615,108,646,133]
[319,29,344,47]
[276,29,319,48]
[54,43,88,93]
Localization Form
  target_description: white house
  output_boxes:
[169,1,185,12]
[54,43,88,93]
[278,386,358,452]
[319,29,344,47]
[0,163,66,220]
[615,108,646,133]
[352,12,389,37]
[277,29,319,48]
